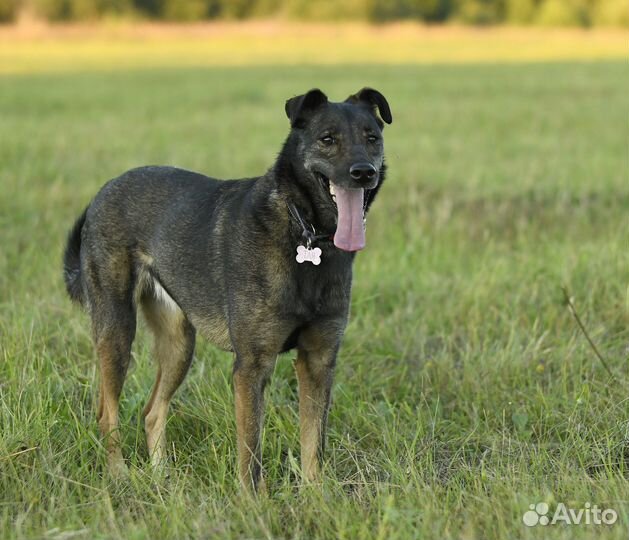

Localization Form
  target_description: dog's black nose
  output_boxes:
[349,163,377,183]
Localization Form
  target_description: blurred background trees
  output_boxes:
[0,0,626,25]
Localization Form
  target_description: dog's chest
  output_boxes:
[282,254,352,321]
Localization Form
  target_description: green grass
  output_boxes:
[1,61,628,539]
[1,25,626,75]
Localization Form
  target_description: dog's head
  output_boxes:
[284,88,392,252]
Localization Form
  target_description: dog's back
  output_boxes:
[64,166,228,309]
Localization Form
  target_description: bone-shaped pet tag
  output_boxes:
[296,245,322,265]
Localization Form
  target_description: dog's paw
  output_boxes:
[107,454,130,480]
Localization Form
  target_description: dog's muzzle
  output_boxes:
[349,162,378,185]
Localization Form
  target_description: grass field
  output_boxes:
[1,26,628,539]
[1,22,627,74]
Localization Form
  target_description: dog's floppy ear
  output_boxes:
[285,89,328,128]
[347,87,392,125]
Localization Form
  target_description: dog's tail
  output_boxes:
[63,207,88,305]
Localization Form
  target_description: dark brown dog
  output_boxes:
[63,88,392,490]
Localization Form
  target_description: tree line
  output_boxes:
[1,0,627,26]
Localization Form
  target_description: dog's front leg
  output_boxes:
[295,338,339,482]
[232,354,276,492]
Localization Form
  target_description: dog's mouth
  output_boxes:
[315,171,366,252]
[314,172,335,205]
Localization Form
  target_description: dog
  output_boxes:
[63,87,392,490]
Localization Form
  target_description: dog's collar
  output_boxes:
[286,202,334,248]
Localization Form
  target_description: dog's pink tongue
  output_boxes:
[333,185,365,252]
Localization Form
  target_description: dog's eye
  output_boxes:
[320,135,336,146]
[367,135,379,143]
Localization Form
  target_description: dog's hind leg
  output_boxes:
[96,329,134,477]
[141,284,195,469]
[83,247,138,477]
